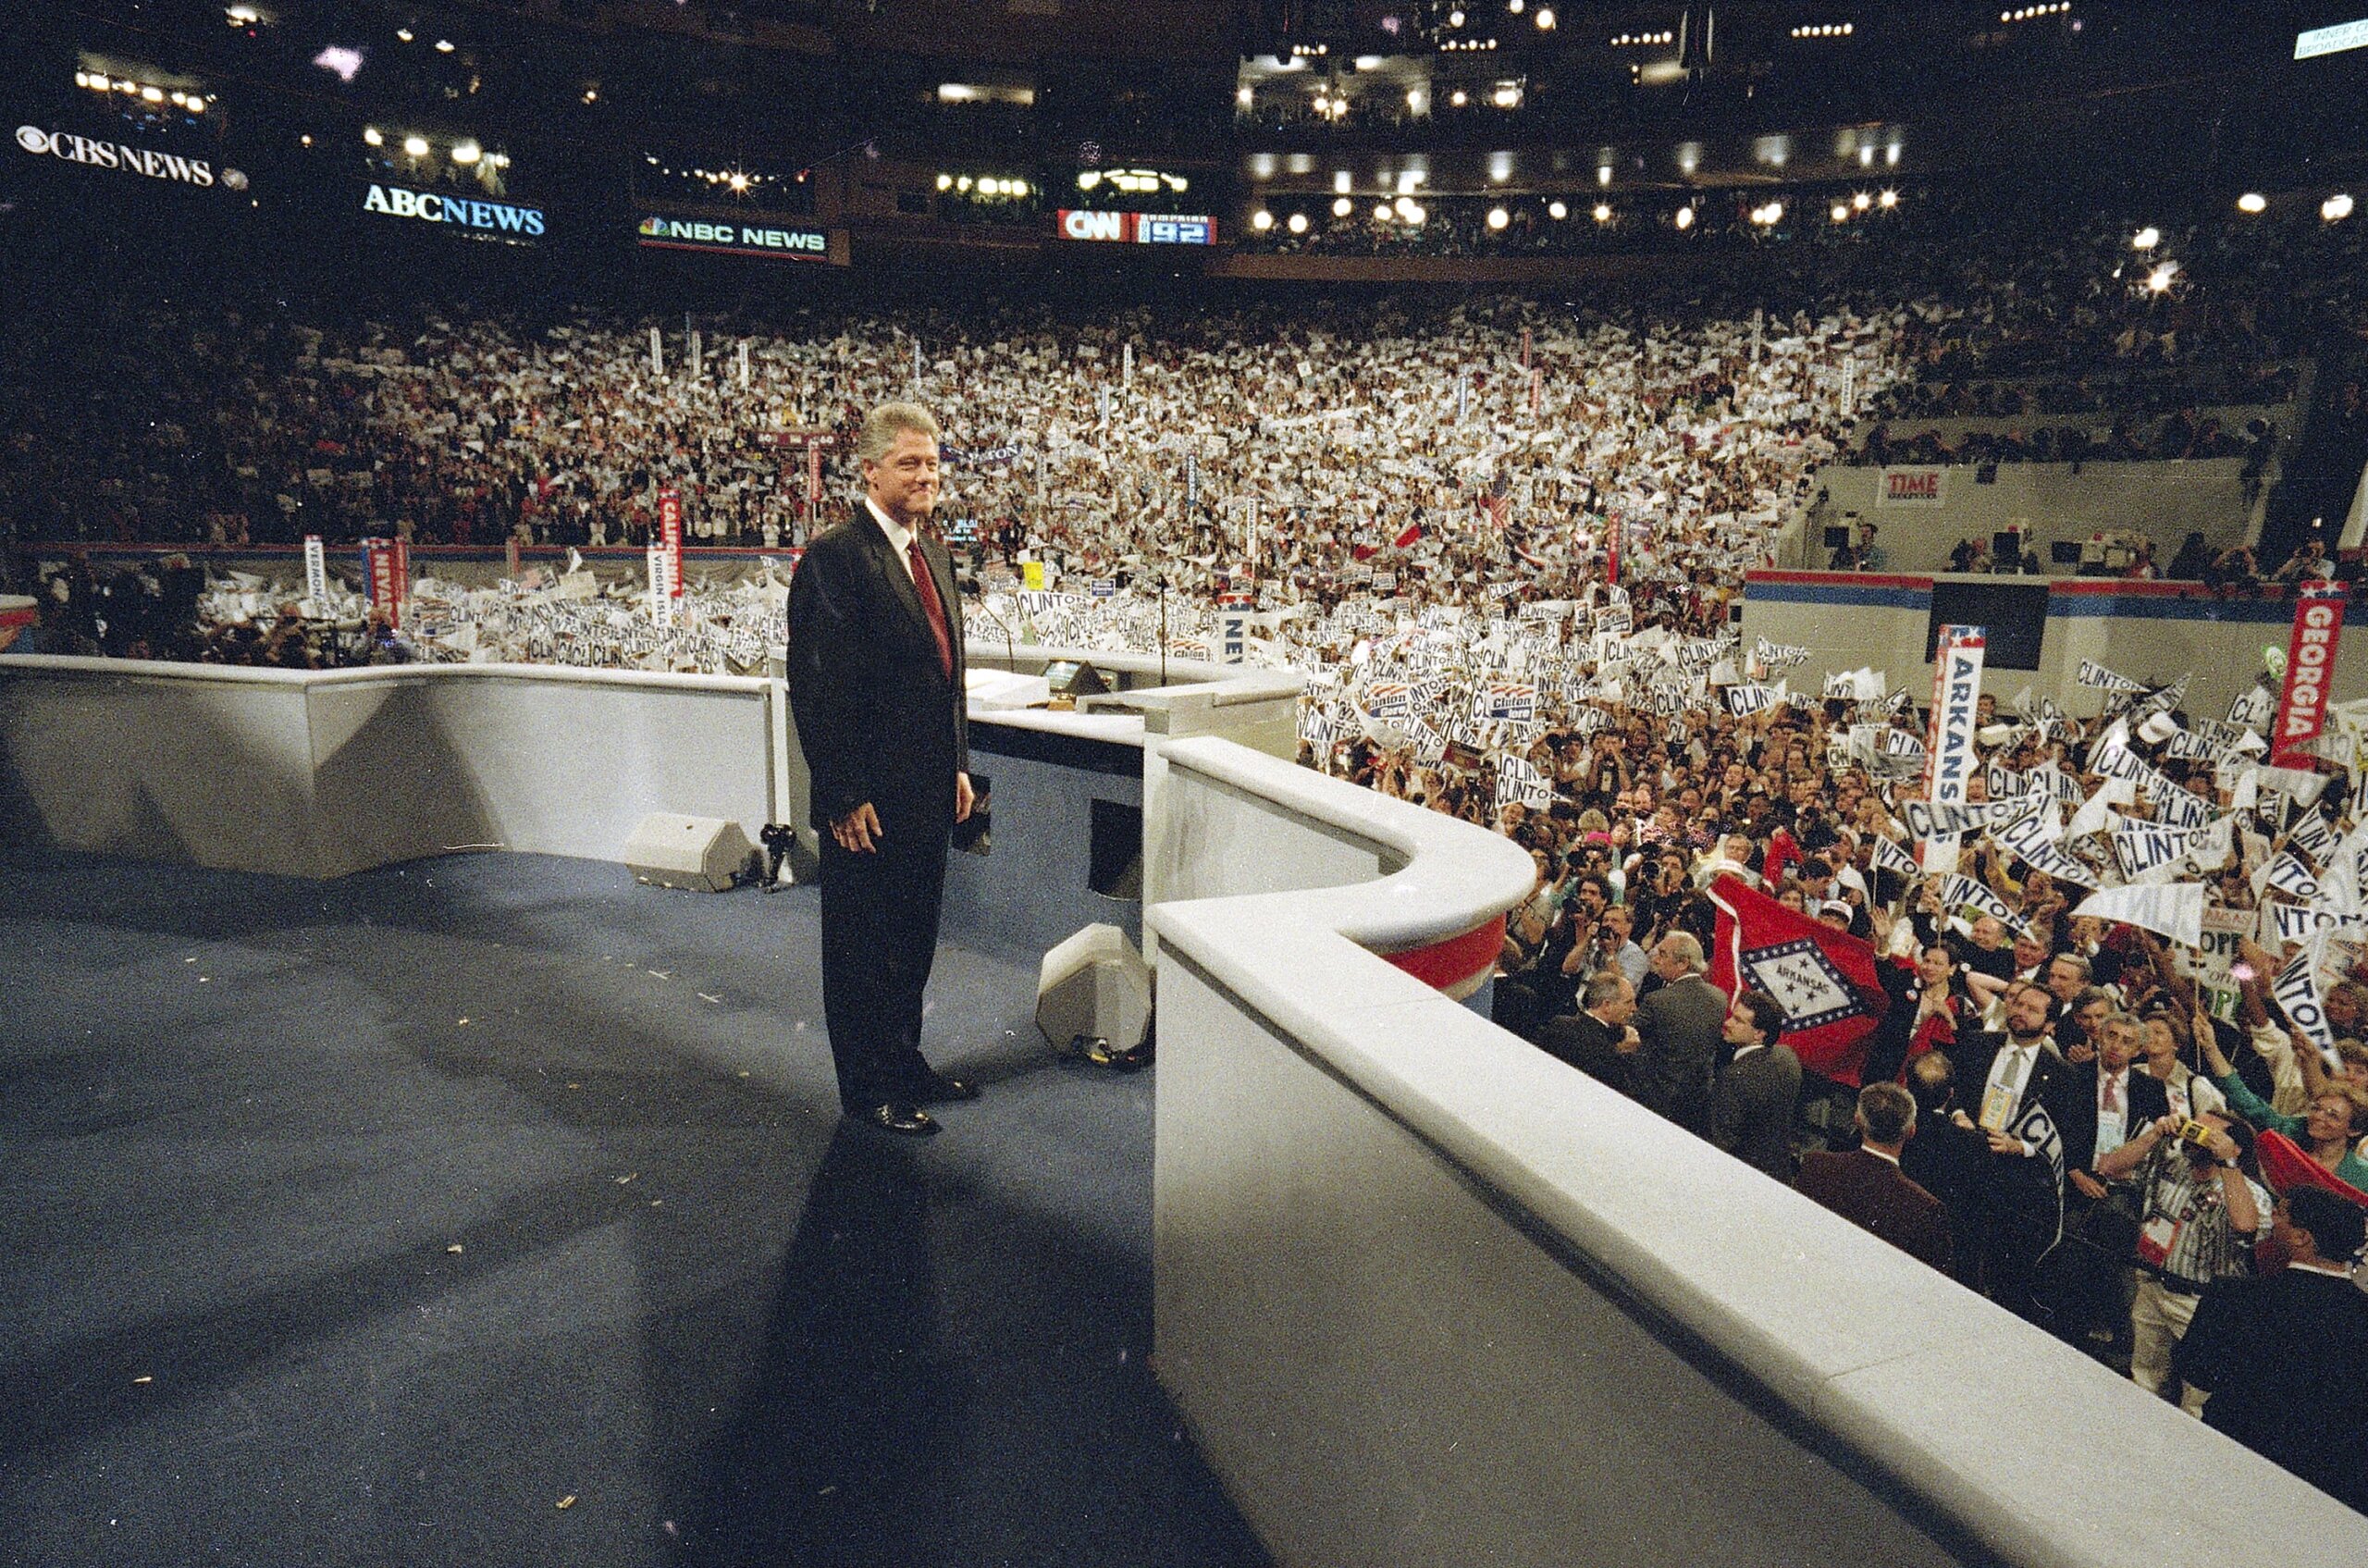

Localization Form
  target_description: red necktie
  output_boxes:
[2101,1073,2118,1113]
[906,538,954,681]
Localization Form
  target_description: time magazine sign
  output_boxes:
[1876,467,1949,509]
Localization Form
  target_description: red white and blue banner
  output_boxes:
[1706,874,1889,1087]
[1922,624,1985,871]
[363,537,407,628]
[2272,585,2345,766]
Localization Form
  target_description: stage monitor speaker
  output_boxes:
[1042,659,1110,698]
[624,813,756,892]
[1036,923,1152,1056]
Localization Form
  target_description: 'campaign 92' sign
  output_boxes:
[1055,209,1215,245]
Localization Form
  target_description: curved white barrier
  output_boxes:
[1146,735,2366,1568]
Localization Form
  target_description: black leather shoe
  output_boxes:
[859,1103,938,1136]
[915,1072,981,1104]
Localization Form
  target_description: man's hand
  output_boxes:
[1984,1129,2029,1157]
[832,802,884,854]
[955,772,976,824]
[1616,1025,1640,1055]
[2070,1169,2109,1202]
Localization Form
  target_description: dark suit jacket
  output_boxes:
[1713,1043,1802,1180]
[1633,973,1727,1136]
[785,509,968,828]
[1538,1007,1629,1093]
[2056,1062,2170,1179]
[2176,1267,2368,1513]
[1794,1148,1955,1272]
[1951,1031,2078,1191]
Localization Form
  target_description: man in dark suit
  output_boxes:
[2054,1012,2170,1346]
[1537,969,1637,1093]
[1795,1081,1955,1272]
[787,402,979,1137]
[2176,1188,2368,1513]
[1948,979,2078,1324]
[1712,989,1801,1180]
[1632,931,1728,1137]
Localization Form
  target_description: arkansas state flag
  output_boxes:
[1393,520,1424,550]
[1706,873,1890,1087]
[1350,541,1380,562]
[1763,825,1802,885]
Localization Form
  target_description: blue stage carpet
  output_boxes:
[0,851,1267,1568]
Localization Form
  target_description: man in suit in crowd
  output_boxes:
[1795,1081,1955,1272]
[1539,969,1638,1093]
[787,401,980,1137]
[2176,1188,2368,1513]
[1712,989,1801,1180]
[1949,979,2078,1323]
[1632,932,1728,1137]
[2054,1012,2170,1345]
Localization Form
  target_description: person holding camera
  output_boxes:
[2093,1107,2269,1412]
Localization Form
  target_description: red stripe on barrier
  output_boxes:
[1379,915,1505,994]
[1745,570,1935,590]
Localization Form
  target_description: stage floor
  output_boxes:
[0,850,1266,1568]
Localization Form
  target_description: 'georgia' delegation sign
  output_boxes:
[362,181,545,238]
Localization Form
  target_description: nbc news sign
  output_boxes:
[635,212,831,262]
[14,124,246,192]
[362,180,545,241]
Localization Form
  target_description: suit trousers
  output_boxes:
[818,801,951,1112]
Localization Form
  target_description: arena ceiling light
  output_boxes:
[1334,170,1351,193]
[2146,261,2179,292]
[313,45,363,81]
[1449,89,1468,105]
[1830,201,1850,222]
[1593,202,1611,222]
[2325,192,2355,221]
[401,134,430,157]
[435,39,455,54]
[1486,205,1510,229]
[1852,191,1871,210]
[2131,226,2160,250]
[1508,0,1523,13]
[1791,22,1856,39]
[395,28,413,43]
[1878,189,1898,208]
[224,5,265,24]
[2001,3,2070,21]
[450,140,482,165]
[1333,195,1353,216]
[1610,31,1673,46]
[362,126,383,146]
[1401,203,1426,226]
[1536,8,1555,29]
[1374,202,1394,222]
[1251,208,1273,231]
[1288,212,1309,234]
[2236,191,2267,214]
[1673,204,1695,229]
[1548,199,1567,219]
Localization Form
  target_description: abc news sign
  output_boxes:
[1055,209,1215,245]
[635,213,829,261]
[362,181,545,240]
[15,124,246,191]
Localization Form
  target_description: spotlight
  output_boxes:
[1831,202,1850,223]
[1374,203,1394,222]
[1536,8,1555,28]
[2132,226,2160,250]
[2236,191,2266,214]
[451,140,481,165]
[435,39,455,53]
[1486,205,1510,229]
[938,173,953,190]
[1673,204,1695,230]
[1449,7,1466,23]
[1334,170,1351,192]
[2324,192,2353,221]
[1449,89,1467,106]
[1593,203,1611,222]
[2146,262,2178,292]
[728,171,750,192]
[362,126,383,146]
[402,135,430,157]
[1548,200,1567,219]
[1334,196,1353,216]
[1288,211,1309,234]
[1598,165,1612,186]
[1402,203,1426,226]
[1508,0,1523,12]
[1852,191,1872,210]
[1252,208,1274,231]
[142,86,165,103]
[1878,189,1899,208]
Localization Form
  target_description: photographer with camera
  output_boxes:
[2094,1106,2270,1412]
